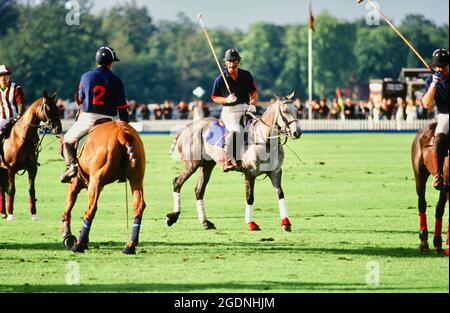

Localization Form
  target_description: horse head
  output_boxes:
[37,90,62,134]
[266,91,302,139]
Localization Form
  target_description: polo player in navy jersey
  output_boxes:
[422,48,450,190]
[60,46,129,183]
[211,49,259,172]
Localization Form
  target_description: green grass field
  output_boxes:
[0,133,448,293]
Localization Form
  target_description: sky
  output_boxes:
[92,0,449,30]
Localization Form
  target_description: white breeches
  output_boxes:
[221,104,249,132]
[435,113,449,135]
[63,111,113,144]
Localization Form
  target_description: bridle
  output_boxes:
[247,99,299,144]
[36,97,58,132]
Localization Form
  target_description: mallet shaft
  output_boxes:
[197,15,232,94]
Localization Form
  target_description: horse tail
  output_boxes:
[117,123,137,168]
[169,129,183,156]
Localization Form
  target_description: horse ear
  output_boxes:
[43,90,48,98]
[51,91,57,100]
[273,93,280,100]
[286,91,296,100]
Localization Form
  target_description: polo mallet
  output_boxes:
[357,0,432,71]
[197,13,232,94]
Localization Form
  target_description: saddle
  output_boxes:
[205,115,254,149]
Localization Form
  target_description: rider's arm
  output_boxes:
[15,86,25,115]
[211,96,229,106]
[249,90,258,106]
[421,86,436,110]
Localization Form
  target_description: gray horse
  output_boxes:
[166,92,302,231]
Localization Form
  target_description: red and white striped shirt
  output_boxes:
[0,82,25,120]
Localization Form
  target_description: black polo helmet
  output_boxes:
[95,46,120,65]
[431,48,449,67]
[223,49,241,62]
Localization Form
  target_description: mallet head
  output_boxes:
[356,0,365,3]
[196,13,203,22]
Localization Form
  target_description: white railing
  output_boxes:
[60,118,434,133]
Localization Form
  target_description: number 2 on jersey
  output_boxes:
[93,85,106,105]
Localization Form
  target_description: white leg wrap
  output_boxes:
[173,192,181,213]
[279,198,288,219]
[245,204,253,224]
[196,200,206,223]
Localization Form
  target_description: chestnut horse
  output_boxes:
[411,122,449,256]
[0,91,62,220]
[60,120,146,255]
[166,92,302,231]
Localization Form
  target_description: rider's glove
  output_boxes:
[226,94,237,104]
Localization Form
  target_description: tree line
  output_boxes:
[0,0,448,105]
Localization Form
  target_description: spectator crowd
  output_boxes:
[54,93,435,122]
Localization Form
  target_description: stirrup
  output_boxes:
[60,164,78,183]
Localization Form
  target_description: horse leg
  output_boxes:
[122,178,146,255]
[446,191,449,257]
[433,190,446,254]
[194,162,216,230]
[71,178,101,253]
[61,177,84,250]
[0,169,6,218]
[415,167,429,253]
[244,174,260,231]
[269,169,291,232]
[0,186,5,219]
[167,162,199,226]
[27,163,39,220]
[5,169,16,221]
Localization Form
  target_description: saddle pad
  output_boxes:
[205,121,227,148]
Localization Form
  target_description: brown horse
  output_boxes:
[411,122,449,256]
[166,92,302,231]
[60,120,146,255]
[0,91,62,220]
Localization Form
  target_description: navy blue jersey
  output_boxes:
[424,75,449,114]
[78,67,128,116]
[212,68,257,105]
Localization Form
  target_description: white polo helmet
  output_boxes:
[0,65,12,75]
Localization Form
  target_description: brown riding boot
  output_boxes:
[431,151,444,190]
[61,143,78,183]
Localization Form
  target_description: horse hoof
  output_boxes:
[202,220,216,230]
[435,247,444,255]
[31,214,40,221]
[6,214,16,222]
[1,214,6,220]
[122,245,136,255]
[71,242,86,253]
[281,225,292,232]
[63,235,77,250]
[281,218,292,232]
[166,212,180,226]
[248,221,261,231]
[418,241,429,254]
